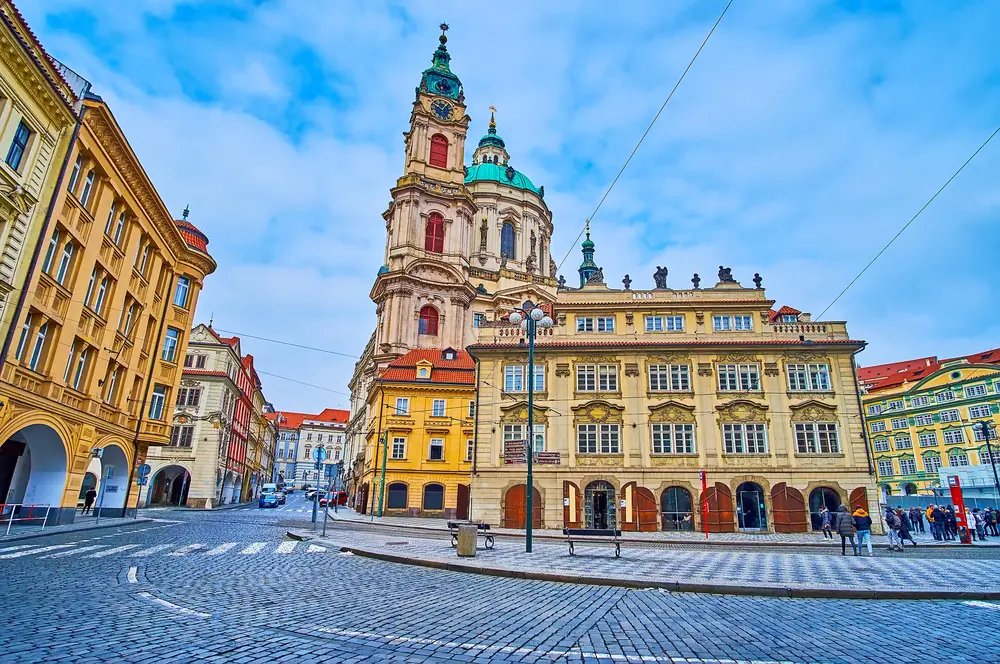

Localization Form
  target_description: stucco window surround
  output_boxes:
[417,208,454,253]
[644,354,695,397]
[572,400,625,462]
[648,401,698,456]
[782,353,836,397]
[715,399,771,457]
[712,353,764,397]
[572,355,623,400]
[501,353,548,400]
[789,400,844,456]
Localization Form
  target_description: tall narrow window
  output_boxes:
[139,243,151,275]
[174,276,190,307]
[55,241,74,284]
[500,222,515,259]
[85,268,97,307]
[80,170,95,207]
[113,210,127,245]
[64,341,78,382]
[29,322,48,371]
[73,348,88,390]
[5,120,31,171]
[429,134,448,168]
[104,366,119,404]
[67,155,82,193]
[123,304,137,335]
[14,314,31,361]
[94,277,109,316]
[418,306,438,335]
[148,384,167,420]
[425,213,445,253]
[42,229,59,273]
[105,200,117,235]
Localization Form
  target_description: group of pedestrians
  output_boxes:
[822,505,876,556]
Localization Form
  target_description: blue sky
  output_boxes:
[22,0,1000,413]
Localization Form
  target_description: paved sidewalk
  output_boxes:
[0,516,154,542]
[299,524,1000,600]
[327,507,1000,548]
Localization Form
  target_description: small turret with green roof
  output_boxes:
[578,220,599,286]
[418,23,463,102]
[466,108,544,197]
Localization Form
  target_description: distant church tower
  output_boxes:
[578,221,598,286]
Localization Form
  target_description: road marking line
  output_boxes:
[276,541,297,554]
[88,544,141,558]
[964,600,1000,611]
[45,545,107,558]
[130,544,174,557]
[0,544,73,559]
[127,566,138,584]
[0,544,36,553]
[169,543,205,556]
[204,543,237,556]
[136,591,210,618]
[240,543,267,555]
[306,544,327,553]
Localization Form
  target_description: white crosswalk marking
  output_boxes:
[204,543,237,556]
[0,544,36,554]
[46,545,108,558]
[130,544,174,557]
[0,544,73,559]
[169,543,205,556]
[87,544,141,558]
[306,545,327,553]
[275,541,297,554]
[240,543,266,555]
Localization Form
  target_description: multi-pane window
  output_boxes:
[886,400,905,411]
[898,458,917,475]
[717,364,760,391]
[468,401,476,419]
[713,315,753,331]
[576,364,618,392]
[504,364,544,392]
[923,454,942,473]
[877,459,894,476]
[162,328,180,362]
[432,399,446,417]
[28,322,48,372]
[67,156,82,193]
[577,424,618,454]
[502,423,544,453]
[890,417,907,430]
[722,423,767,454]
[576,317,594,333]
[650,423,695,454]
[948,451,970,467]
[867,404,882,416]
[914,413,934,427]
[174,276,191,308]
[794,422,840,454]
[939,409,960,423]
[894,435,912,450]
[965,384,987,398]
[79,170,95,207]
[787,363,831,391]
[170,426,194,448]
[596,317,614,332]
[5,120,31,171]
[910,395,930,407]
[55,240,74,285]
[466,439,474,462]
[973,425,998,442]
[872,438,890,452]
[943,429,964,445]
[969,404,992,419]
[113,210,127,245]
[648,364,690,391]
[428,438,445,461]
[148,385,167,420]
[598,365,617,391]
[93,277,109,317]
[473,313,486,327]
[870,421,887,433]
[176,387,201,407]
[105,201,117,236]
[196,355,207,369]
[935,391,955,403]
[391,437,406,460]
[981,448,999,465]
[71,347,88,390]
[394,397,409,415]
[646,315,683,332]
[918,432,938,447]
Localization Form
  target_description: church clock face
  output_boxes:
[430,99,453,121]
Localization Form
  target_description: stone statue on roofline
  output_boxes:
[653,266,668,289]
[692,273,701,289]
[718,266,735,283]
[586,267,604,284]
[753,273,762,289]
[622,274,632,290]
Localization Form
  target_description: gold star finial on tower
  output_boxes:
[489,104,496,129]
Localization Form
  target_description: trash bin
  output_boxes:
[456,524,477,557]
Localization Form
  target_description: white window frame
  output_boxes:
[886,399,904,411]
[890,417,907,430]
[965,384,987,398]
[939,409,960,424]
[870,421,887,433]
[918,432,937,447]
[394,397,409,415]
[596,316,615,332]
[467,400,476,419]
[391,437,406,460]
[935,390,955,403]
[148,385,167,420]
[577,424,597,454]
[867,404,882,416]
[576,365,596,392]
[650,423,695,454]
[717,364,760,392]
[722,422,768,454]
[898,458,917,475]
[598,364,618,392]
[465,439,474,462]
[872,438,890,452]
[910,395,930,407]
[973,426,997,442]
[969,404,992,419]
[28,322,48,372]
[428,438,445,461]
[948,451,970,467]
[576,317,594,333]
[943,429,964,445]
[923,454,942,473]
[431,399,446,417]
[913,413,933,427]
[645,315,663,332]
[893,434,912,450]
[877,459,894,477]
[794,422,840,454]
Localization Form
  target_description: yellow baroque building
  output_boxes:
[0,92,215,523]
[469,260,879,534]
[859,348,1000,497]
[356,348,476,519]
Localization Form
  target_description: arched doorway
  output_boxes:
[903,482,918,496]
[0,425,68,522]
[502,484,541,529]
[736,481,767,532]
[387,482,408,510]
[620,482,657,532]
[77,472,98,507]
[357,482,369,514]
[147,465,190,506]
[94,445,129,517]
[661,487,694,531]
[220,471,236,505]
[232,476,243,504]
[770,483,806,533]
[701,483,735,533]
[808,487,841,530]
[422,483,444,512]
[584,480,616,530]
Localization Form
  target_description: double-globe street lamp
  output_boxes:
[508,300,554,553]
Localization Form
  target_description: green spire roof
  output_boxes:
[419,23,463,101]
[478,108,506,149]
[578,220,598,286]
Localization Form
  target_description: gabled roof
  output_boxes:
[377,348,475,385]
[860,346,1000,393]
[769,305,801,322]
[265,411,311,430]
[309,408,350,424]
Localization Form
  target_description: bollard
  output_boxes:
[456,523,478,557]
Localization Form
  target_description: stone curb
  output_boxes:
[340,545,1000,601]
[0,518,155,543]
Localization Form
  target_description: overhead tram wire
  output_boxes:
[555,0,736,272]
[817,125,1000,321]
[212,328,360,360]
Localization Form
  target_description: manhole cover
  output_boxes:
[385,541,409,546]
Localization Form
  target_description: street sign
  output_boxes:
[313,447,327,462]
[137,463,151,479]
[503,439,526,464]
[533,452,560,465]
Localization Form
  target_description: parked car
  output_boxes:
[275,491,286,505]
[319,491,347,508]
[283,486,294,494]
[258,493,279,509]
[305,488,319,500]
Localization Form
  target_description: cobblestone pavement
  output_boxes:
[2,499,1000,663]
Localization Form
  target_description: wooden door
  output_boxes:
[702,482,735,533]
[634,487,658,532]
[771,482,807,533]
[850,487,868,513]
[563,481,581,528]
[502,484,542,529]
[456,484,470,520]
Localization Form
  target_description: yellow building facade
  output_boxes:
[0,94,215,523]
[860,349,1000,497]
[356,348,475,519]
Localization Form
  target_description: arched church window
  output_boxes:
[425,213,445,253]
[429,134,449,168]
[418,306,439,336]
[500,222,516,259]
[492,155,498,164]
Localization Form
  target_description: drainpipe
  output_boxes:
[851,345,875,475]
[0,102,89,367]
[469,352,481,522]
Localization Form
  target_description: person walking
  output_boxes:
[930,504,944,541]
[896,507,916,548]
[944,507,958,541]
[972,508,987,541]
[853,506,874,556]
[986,508,1000,536]
[820,506,834,539]
[910,507,925,533]
[82,486,97,515]
[835,504,857,556]
[885,508,902,552]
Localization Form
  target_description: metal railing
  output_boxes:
[1,503,52,535]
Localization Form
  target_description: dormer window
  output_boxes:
[443,348,456,361]
[781,314,798,323]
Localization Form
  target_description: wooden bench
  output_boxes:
[448,521,495,549]
[563,528,622,557]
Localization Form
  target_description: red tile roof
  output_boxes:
[470,339,864,351]
[310,408,350,424]
[769,305,801,322]
[2,2,77,110]
[175,218,210,254]
[377,348,476,385]
[182,369,228,378]
[860,346,1000,393]
[266,411,311,430]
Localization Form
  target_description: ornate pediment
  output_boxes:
[714,353,760,365]
[409,262,463,285]
[499,401,549,424]
[715,398,769,422]
[573,355,620,366]
[571,400,625,424]
[783,352,831,365]
[647,354,692,366]
[789,399,838,422]
[648,400,696,424]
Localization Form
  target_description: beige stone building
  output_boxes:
[468,252,878,534]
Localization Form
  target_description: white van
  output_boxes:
[262,483,278,494]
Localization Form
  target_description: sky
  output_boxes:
[21,0,1000,413]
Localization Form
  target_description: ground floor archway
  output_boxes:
[770,482,806,533]
[903,482,918,496]
[147,465,191,507]
[502,484,541,529]
[77,472,98,506]
[220,471,236,505]
[93,444,129,516]
[661,486,694,531]
[584,480,616,530]
[736,481,767,531]
[808,486,841,530]
[620,482,657,532]
[0,424,68,519]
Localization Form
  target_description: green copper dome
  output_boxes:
[478,115,506,149]
[464,162,542,196]
[419,25,463,101]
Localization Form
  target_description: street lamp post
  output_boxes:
[977,421,1000,497]
[508,300,554,553]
